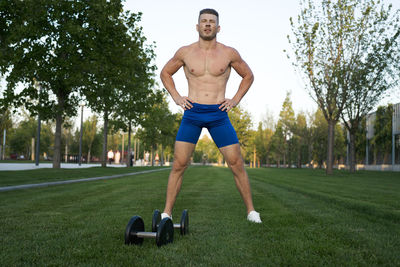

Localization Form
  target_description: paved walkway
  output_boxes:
[0,167,170,192]
[0,163,127,171]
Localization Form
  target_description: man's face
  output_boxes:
[197,13,220,41]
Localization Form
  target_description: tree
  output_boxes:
[61,118,75,163]
[371,104,393,164]
[8,113,53,160]
[0,1,155,168]
[1,0,91,168]
[336,1,400,172]
[194,135,220,164]
[81,5,156,167]
[260,109,275,166]
[310,109,328,168]
[276,92,296,167]
[287,0,399,173]
[270,123,285,167]
[354,116,367,164]
[310,108,346,168]
[136,93,176,166]
[9,116,36,159]
[229,105,253,148]
[0,108,12,158]
[253,123,266,166]
[82,115,98,163]
[292,112,310,168]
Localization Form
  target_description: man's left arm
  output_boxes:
[219,48,254,112]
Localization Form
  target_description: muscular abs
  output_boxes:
[182,44,232,105]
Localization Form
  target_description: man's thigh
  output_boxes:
[218,143,243,166]
[173,141,196,166]
[208,117,239,148]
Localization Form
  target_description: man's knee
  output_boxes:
[172,157,190,172]
[226,155,244,169]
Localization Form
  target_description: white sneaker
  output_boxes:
[161,212,172,220]
[247,211,262,223]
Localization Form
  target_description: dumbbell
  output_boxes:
[152,209,189,235]
[125,215,173,247]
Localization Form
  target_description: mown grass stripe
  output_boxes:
[250,172,400,224]
[0,167,170,192]
[248,173,400,265]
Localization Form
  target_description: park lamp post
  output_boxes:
[33,78,41,166]
[78,103,84,166]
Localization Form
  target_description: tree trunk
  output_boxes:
[151,145,154,166]
[127,123,132,167]
[326,119,336,175]
[349,130,356,172]
[383,153,390,164]
[297,150,301,169]
[283,153,286,167]
[87,148,91,164]
[160,144,164,166]
[287,142,291,168]
[134,139,137,164]
[53,110,62,168]
[102,111,108,167]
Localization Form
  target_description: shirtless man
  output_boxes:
[160,8,261,223]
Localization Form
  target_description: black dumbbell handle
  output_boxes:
[132,232,157,238]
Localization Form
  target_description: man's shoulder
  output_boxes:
[217,43,240,58]
[179,42,198,52]
[215,42,236,52]
[175,43,197,58]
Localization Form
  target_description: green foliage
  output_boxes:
[82,115,99,162]
[278,92,296,136]
[253,122,274,165]
[0,1,157,167]
[371,104,393,163]
[354,116,367,163]
[193,135,220,163]
[291,112,310,167]
[275,92,296,166]
[136,92,178,161]
[310,109,346,167]
[76,3,156,166]
[8,114,53,159]
[0,108,13,155]
[0,108,12,131]
[228,105,253,147]
[1,0,87,119]
[288,0,400,173]
[310,109,328,167]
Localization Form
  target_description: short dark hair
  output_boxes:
[199,8,219,23]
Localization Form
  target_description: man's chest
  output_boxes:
[183,50,231,77]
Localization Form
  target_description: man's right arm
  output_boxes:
[160,47,193,110]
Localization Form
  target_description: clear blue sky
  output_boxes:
[123,0,400,126]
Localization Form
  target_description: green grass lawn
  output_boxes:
[0,167,399,266]
[0,166,168,187]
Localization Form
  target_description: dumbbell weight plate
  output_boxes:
[125,215,145,245]
[152,209,161,232]
[180,209,189,235]
[156,218,174,247]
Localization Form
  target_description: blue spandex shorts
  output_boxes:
[176,103,239,148]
